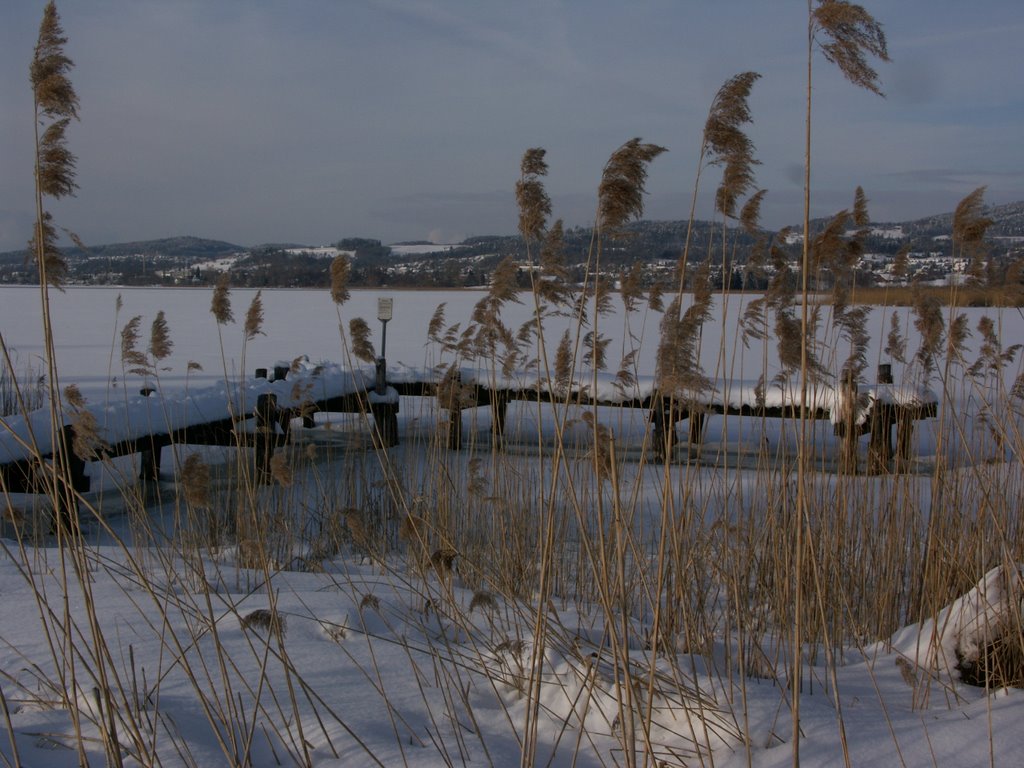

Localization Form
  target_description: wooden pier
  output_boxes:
[0,361,938,495]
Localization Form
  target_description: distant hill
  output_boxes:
[0,236,245,265]
[71,236,246,260]
[2,200,1022,288]
[808,200,1024,241]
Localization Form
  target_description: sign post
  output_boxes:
[376,297,393,394]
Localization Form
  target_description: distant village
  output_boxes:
[2,203,1023,294]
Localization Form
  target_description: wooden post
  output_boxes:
[139,437,163,482]
[867,403,896,474]
[255,393,278,483]
[837,374,860,475]
[370,401,399,447]
[687,409,706,449]
[137,386,162,483]
[58,424,90,493]
[448,407,462,450]
[651,397,678,463]
[50,424,88,535]
[490,390,510,446]
[438,371,464,450]
[895,408,915,468]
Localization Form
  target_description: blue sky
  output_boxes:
[1,0,1021,251]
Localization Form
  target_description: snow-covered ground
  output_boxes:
[1,285,1022,767]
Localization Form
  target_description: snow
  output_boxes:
[1,286,1023,766]
[389,244,464,255]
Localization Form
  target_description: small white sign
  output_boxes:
[377,297,394,322]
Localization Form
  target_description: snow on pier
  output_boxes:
[0,358,938,492]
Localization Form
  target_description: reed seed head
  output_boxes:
[269,452,293,487]
[330,255,351,305]
[31,2,79,121]
[26,211,68,288]
[597,138,667,233]
[120,315,142,361]
[516,147,551,243]
[812,1,890,96]
[210,273,234,324]
[739,189,767,236]
[348,317,376,364]
[704,72,761,219]
[244,290,265,340]
[952,186,993,253]
[181,453,211,509]
[427,303,447,345]
[149,311,173,361]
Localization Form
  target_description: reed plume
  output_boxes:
[891,243,910,281]
[181,453,211,509]
[705,72,761,219]
[244,291,265,340]
[581,330,610,372]
[967,316,1021,379]
[515,148,551,244]
[812,1,890,96]
[885,313,907,364]
[269,452,293,487]
[485,256,521,308]
[26,212,68,287]
[348,318,376,364]
[619,262,644,314]
[149,311,173,362]
[210,273,234,324]
[952,187,992,285]
[656,263,713,397]
[469,255,522,364]
[947,313,972,365]
[704,72,760,158]
[827,188,872,383]
[30,1,80,288]
[597,139,667,234]
[535,220,573,310]
[120,315,150,374]
[330,254,351,305]
[553,330,572,395]
[740,189,767,237]
[427,303,447,345]
[912,288,944,379]
[63,384,105,461]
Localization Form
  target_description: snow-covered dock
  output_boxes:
[0,358,938,493]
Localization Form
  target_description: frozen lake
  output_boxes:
[3,284,1022,471]
[4,284,1021,400]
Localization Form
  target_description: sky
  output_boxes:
[1,0,1022,253]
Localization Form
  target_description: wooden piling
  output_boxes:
[139,438,163,482]
[254,393,279,483]
[687,410,707,448]
[651,397,678,463]
[448,408,462,450]
[837,375,860,475]
[895,409,916,468]
[867,403,897,474]
[371,401,399,448]
[490,390,510,446]
[58,424,90,493]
